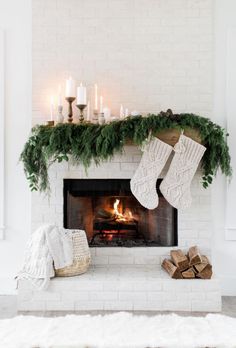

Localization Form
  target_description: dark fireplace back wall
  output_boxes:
[64,179,178,247]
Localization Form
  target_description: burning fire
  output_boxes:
[113,199,134,222]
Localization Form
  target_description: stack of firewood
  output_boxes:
[162,246,212,279]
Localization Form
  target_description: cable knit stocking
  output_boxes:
[130,137,172,209]
[160,134,206,210]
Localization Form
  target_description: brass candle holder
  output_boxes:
[65,97,76,123]
[76,104,87,123]
[47,120,55,126]
[93,109,99,124]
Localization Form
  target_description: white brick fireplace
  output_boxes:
[18,146,221,312]
[17,0,222,312]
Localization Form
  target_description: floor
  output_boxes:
[0,295,236,319]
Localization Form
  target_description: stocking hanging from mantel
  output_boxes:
[130,137,172,209]
[160,134,206,210]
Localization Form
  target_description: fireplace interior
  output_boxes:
[64,179,177,247]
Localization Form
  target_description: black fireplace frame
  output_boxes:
[63,178,178,247]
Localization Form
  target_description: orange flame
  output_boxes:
[113,199,133,222]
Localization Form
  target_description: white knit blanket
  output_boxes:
[18,224,73,290]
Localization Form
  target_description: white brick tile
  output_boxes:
[18,301,46,311]
[61,292,89,302]
[103,301,133,311]
[109,256,134,265]
[119,292,147,301]
[75,301,104,311]
[191,300,221,312]
[163,300,191,312]
[163,280,192,292]
[74,281,103,291]
[91,256,109,265]
[32,291,61,301]
[134,301,163,311]
[46,301,75,311]
[90,292,118,301]
[103,281,133,291]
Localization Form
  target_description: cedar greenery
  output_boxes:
[20,112,232,192]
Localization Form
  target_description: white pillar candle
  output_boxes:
[103,107,111,122]
[58,84,62,106]
[94,84,98,110]
[87,101,90,121]
[77,83,87,105]
[50,96,55,121]
[120,104,124,118]
[65,76,76,98]
[100,96,103,113]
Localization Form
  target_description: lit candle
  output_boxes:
[65,76,76,98]
[50,96,55,121]
[77,82,87,105]
[100,96,103,113]
[87,101,90,121]
[58,84,62,107]
[120,104,124,119]
[94,84,98,110]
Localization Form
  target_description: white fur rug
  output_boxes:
[0,312,236,348]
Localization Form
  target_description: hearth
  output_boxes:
[64,179,177,247]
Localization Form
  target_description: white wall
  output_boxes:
[32,0,213,125]
[212,0,236,295]
[0,0,31,294]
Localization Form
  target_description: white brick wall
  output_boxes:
[32,0,213,124]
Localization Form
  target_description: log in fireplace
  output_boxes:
[64,179,177,247]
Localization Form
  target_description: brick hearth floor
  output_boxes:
[17,265,221,313]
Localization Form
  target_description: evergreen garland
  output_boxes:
[20,112,232,192]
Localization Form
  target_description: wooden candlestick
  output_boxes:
[65,97,76,123]
[76,104,87,123]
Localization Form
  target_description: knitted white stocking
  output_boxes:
[130,137,172,209]
[160,134,206,210]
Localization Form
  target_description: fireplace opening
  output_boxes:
[64,179,178,247]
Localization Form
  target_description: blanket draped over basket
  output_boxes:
[18,225,91,289]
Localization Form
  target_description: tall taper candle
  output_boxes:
[94,84,98,110]
[100,96,103,113]
[58,84,62,107]
[120,104,124,119]
[50,96,55,121]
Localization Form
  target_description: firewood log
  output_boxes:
[170,249,189,271]
[188,246,202,266]
[194,256,212,279]
[194,255,210,273]
[182,267,196,279]
[162,259,183,279]
[196,265,212,279]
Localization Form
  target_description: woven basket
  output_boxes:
[55,230,91,277]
